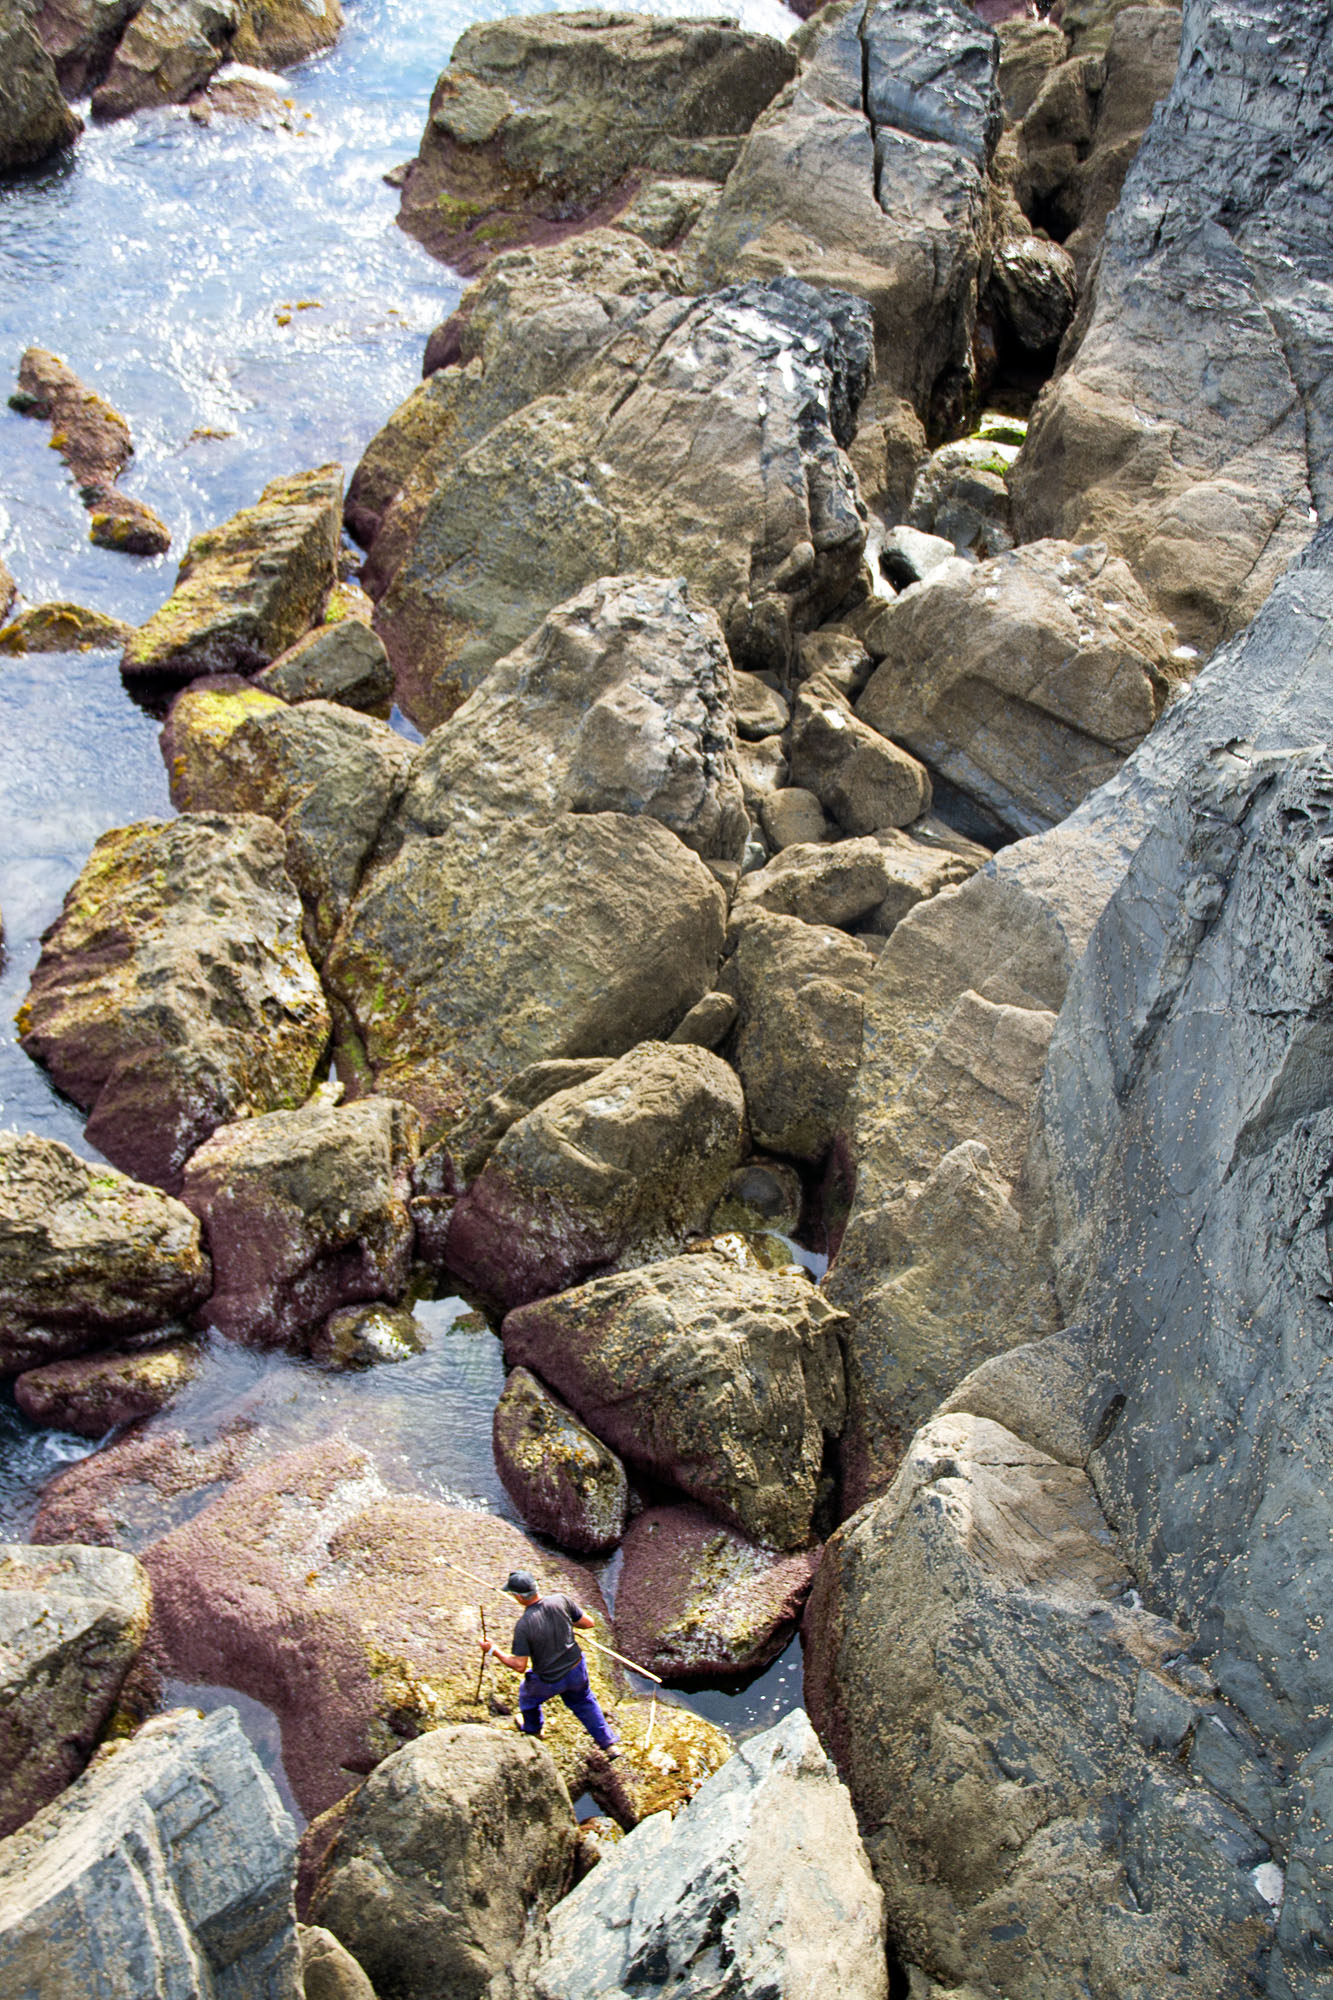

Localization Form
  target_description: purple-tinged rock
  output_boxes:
[614,1504,818,1681]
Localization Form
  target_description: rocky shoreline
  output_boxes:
[3,0,1333,1992]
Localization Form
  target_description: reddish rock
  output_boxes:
[178,1096,420,1348]
[14,1339,202,1438]
[32,1425,260,1549]
[615,1505,818,1682]
[492,1367,628,1556]
[9,347,171,556]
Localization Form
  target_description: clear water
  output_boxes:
[0,0,807,1783]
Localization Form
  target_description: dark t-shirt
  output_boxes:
[512,1593,584,1682]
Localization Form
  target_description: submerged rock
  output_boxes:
[178,1095,419,1348]
[308,1725,578,2000]
[857,538,1178,836]
[9,347,170,556]
[0,1706,301,1999]
[396,12,797,274]
[122,465,342,687]
[446,1041,747,1310]
[614,1506,817,1681]
[18,814,330,1190]
[162,679,416,957]
[0,1543,151,1838]
[0,6,81,169]
[0,602,134,653]
[0,1134,210,1376]
[504,1709,887,2000]
[492,1366,629,1556]
[372,281,871,728]
[502,1252,846,1550]
[14,1338,203,1436]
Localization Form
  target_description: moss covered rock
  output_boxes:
[13,1338,203,1436]
[615,1504,818,1682]
[492,1366,628,1555]
[18,814,330,1190]
[0,602,134,654]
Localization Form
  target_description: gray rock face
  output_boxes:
[0,1135,211,1374]
[0,1705,301,2000]
[1011,0,1331,649]
[857,539,1178,837]
[255,620,394,714]
[0,5,82,170]
[506,1709,887,2000]
[503,1251,847,1550]
[309,1725,577,2000]
[804,1415,1279,2000]
[179,1095,420,1347]
[693,0,999,418]
[0,1544,152,1838]
[492,1366,629,1555]
[372,281,871,729]
[32,0,140,95]
[18,814,330,1190]
[446,1041,746,1311]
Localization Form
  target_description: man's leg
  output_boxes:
[517,1675,546,1738]
[556,1660,617,1750]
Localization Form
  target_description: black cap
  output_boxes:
[504,1570,537,1597]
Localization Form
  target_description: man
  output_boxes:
[481,1569,621,1757]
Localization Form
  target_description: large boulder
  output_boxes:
[504,1709,887,2000]
[492,1366,629,1556]
[0,1135,210,1375]
[15,1338,203,1436]
[135,1437,725,1819]
[308,1725,578,2000]
[161,681,417,957]
[372,280,871,729]
[804,1415,1280,1998]
[1009,0,1331,650]
[178,1096,420,1347]
[719,911,875,1162]
[445,1041,747,1310]
[0,5,81,169]
[614,1506,818,1682]
[502,1251,847,1550]
[387,575,747,862]
[253,619,394,715]
[0,1544,151,1838]
[17,814,330,1190]
[91,0,238,118]
[732,826,982,932]
[396,12,797,274]
[788,674,932,834]
[349,231,686,558]
[324,813,726,1142]
[0,1706,302,1999]
[692,0,1000,420]
[857,539,1179,835]
[122,466,342,687]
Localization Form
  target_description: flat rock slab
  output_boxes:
[179,1095,419,1347]
[505,1708,887,2000]
[614,1505,818,1681]
[0,1133,210,1375]
[0,1543,151,1838]
[397,12,797,274]
[502,1250,847,1551]
[446,1040,746,1311]
[18,813,331,1191]
[0,1705,301,1999]
[492,1366,629,1556]
[122,464,341,687]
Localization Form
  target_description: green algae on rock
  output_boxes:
[17,813,331,1190]
[614,1504,818,1682]
[492,1366,629,1555]
[0,602,135,654]
[13,1338,203,1436]
[9,347,171,557]
[121,464,342,688]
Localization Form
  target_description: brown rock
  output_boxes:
[14,1339,202,1437]
[788,675,931,834]
[230,0,341,68]
[760,787,831,850]
[299,1925,377,2000]
[91,0,237,119]
[9,351,170,562]
[615,1505,817,1681]
[0,602,134,654]
[492,1366,628,1556]
[0,7,81,168]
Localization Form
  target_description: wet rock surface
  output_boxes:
[0,1543,151,1838]
[396,12,797,274]
[0,1134,210,1375]
[179,1095,419,1347]
[492,1366,628,1556]
[18,814,331,1190]
[615,1506,818,1682]
[502,1251,846,1551]
[446,1041,746,1310]
[14,1337,203,1436]
[0,3,81,170]
[309,1725,578,2000]
[503,1709,887,2000]
[0,600,135,652]
[10,347,170,556]
[0,1705,302,1998]
[122,465,342,687]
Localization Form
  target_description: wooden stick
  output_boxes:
[474,1606,487,1705]
[440,1558,665,1685]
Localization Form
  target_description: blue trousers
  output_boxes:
[518,1655,616,1749]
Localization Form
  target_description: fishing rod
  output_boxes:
[439,1558,664,1685]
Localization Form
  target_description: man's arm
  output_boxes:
[482,1639,530,1673]
[574,1615,595,1631]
